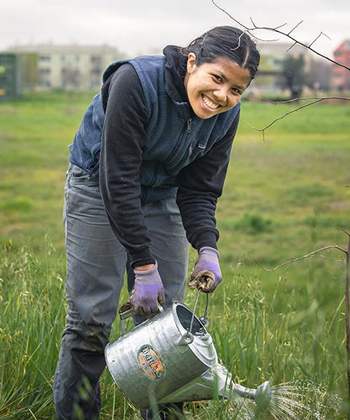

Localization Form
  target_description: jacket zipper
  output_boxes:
[187,117,193,156]
[166,114,192,165]
[187,117,192,133]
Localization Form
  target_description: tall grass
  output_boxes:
[0,239,65,419]
[0,240,347,418]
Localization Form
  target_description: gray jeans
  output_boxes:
[54,164,188,420]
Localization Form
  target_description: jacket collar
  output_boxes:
[163,45,189,104]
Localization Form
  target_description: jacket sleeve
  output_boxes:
[99,64,155,266]
[176,111,240,250]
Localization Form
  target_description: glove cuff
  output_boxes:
[199,247,220,260]
[134,261,159,283]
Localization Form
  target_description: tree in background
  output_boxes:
[282,54,306,99]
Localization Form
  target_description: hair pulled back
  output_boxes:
[182,26,260,80]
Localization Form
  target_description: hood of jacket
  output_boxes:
[162,45,188,104]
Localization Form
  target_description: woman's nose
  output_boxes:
[213,88,227,104]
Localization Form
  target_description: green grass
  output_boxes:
[0,91,95,254]
[0,91,349,418]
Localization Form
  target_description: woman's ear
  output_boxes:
[186,53,197,74]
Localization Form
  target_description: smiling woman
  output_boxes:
[185,56,252,118]
[182,26,259,119]
[53,26,260,420]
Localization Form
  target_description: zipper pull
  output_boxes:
[187,118,192,133]
[189,142,193,156]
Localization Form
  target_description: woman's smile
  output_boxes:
[202,94,221,110]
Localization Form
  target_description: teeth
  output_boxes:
[202,95,219,110]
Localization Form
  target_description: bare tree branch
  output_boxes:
[340,228,350,238]
[309,32,329,49]
[242,97,350,136]
[251,245,348,272]
[316,255,344,263]
[287,20,303,36]
[251,96,350,105]
[286,41,298,52]
[248,17,281,40]
[273,23,288,31]
[211,0,248,29]
[258,25,347,69]
[211,0,350,71]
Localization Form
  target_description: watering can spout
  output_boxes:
[216,365,272,409]
[254,381,273,411]
[215,364,272,408]
[159,363,272,410]
[230,380,272,402]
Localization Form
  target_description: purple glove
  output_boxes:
[189,247,222,293]
[131,262,165,316]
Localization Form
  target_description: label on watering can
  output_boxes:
[137,344,165,380]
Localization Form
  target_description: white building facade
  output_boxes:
[8,44,124,90]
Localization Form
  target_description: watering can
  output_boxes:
[105,299,271,410]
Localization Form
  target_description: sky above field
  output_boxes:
[2,0,349,58]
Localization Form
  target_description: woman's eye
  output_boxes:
[213,75,222,83]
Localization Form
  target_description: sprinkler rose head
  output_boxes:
[254,381,272,412]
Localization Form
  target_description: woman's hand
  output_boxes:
[131,262,165,316]
[189,247,222,293]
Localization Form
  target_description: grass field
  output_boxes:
[0,91,349,419]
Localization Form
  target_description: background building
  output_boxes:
[252,41,350,95]
[1,41,349,96]
[0,53,22,101]
[7,44,124,90]
[331,40,350,91]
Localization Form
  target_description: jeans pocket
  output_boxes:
[68,165,99,189]
[165,197,182,223]
[71,165,92,180]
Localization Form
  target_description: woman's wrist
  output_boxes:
[131,257,156,270]
[134,263,155,271]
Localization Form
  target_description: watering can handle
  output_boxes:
[119,303,164,320]
[188,290,210,334]
[200,292,210,327]
[118,302,164,335]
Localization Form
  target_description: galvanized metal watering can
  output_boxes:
[105,300,271,410]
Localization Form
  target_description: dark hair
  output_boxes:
[182,26,260,80]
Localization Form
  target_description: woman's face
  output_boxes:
[184,53,252,119]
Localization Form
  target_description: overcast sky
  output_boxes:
[2,0,349,58]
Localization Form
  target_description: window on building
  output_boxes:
[40,56,51,62]
[39,68,51,75]
[273,59,283,67]
[91,69,101,77]
[91,55,101,65]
